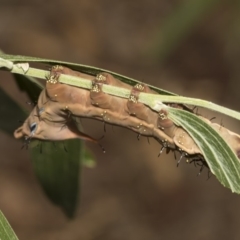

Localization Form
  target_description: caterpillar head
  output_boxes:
[14,104,97,143]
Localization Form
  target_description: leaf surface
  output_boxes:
[168,108,240,193]
[0,87,26,135]
[31,139,82,217]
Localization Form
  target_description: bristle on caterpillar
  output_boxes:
[14,65,240,173]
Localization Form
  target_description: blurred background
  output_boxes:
[1,0,240,239]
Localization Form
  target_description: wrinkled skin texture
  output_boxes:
[14,66,240,160]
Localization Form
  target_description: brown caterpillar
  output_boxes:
[14,66,240,167]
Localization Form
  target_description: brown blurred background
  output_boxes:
[1,0,240,239]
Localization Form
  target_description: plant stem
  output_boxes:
[1,58,240,121]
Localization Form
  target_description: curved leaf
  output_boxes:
[0,87,26,135]
[168,107,240,193]
[31,139,82,217]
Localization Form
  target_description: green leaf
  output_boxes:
[0,54,176,96]
[168,108,240,193]
[0,211,19,240]
[82,148,96,168]
[0,87,27,135]
[13,74,43,102]
[30,139,82,217]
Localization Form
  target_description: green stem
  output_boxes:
[2,59,240,121]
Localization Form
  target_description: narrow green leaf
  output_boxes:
[31,139,82,217]
[13,74,43,102]
[168,108,240,193]
[0,211,19,240]
[0,54,176,96]
[0,87,27,135]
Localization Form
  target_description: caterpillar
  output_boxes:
[14,66,240,170]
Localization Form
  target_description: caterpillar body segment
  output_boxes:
[89,72,173,142]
